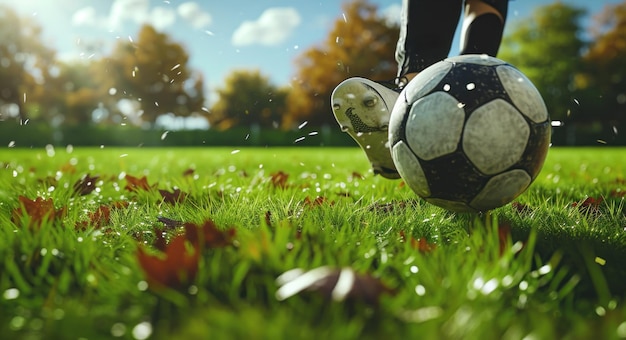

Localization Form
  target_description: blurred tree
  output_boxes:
[285,0,400,128]
[105,24,205,125]
[0,5,56,122]
[209,69,289,129]
[580,1,626,124]
[498,3,586,121]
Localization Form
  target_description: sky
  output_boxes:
[1,0,623,105]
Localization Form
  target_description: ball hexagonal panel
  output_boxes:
[406,92,465,160]
[392,141,431,197]
[497,65,549,123]
[470,169,531,211]
[463,99,530,175]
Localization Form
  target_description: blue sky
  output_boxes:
[1,0,622,100]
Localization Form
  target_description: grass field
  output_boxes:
[1,146,625,339]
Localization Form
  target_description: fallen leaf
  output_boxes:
[76,201,129,230]
[73,174,100,196]
[184,219,236,248]
[269,171,289,189]
[159,188,187,204]
[303,196,332,207]
[182,168,195,177]
[137,234,199,290]
[11,196,66,229]
[157,216,184,229]
[124,175,154,192]
[572,196,603,214]
[275,266,393,305]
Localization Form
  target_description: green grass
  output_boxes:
[0,146,625,339]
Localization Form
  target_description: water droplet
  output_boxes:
[3,288,19,300]
[111,323,126,337]
[443,84,451,91]
[231,149,240,155]
[8,141,15,147]
[415,284,426,296]
[161,131,169,140]
[109,87,117,95]
[137,280,148,291]
[308,131,318,136]
[170,64,181,71]
[298,121,308,129]
[294,137,306,143]
[132,321,152,340]
[45,144,55,157]
[409,265,418,274]
[466,83,475,90]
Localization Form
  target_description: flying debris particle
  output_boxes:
[8,141,15,147]
[205,30,214,36]
[595,257,606,266]
[128,35,134,43]
[161,131,170,140]
[170,64,181,71]
[201,107,210,113]
[231,149,241,155]
[294,45,299,50]
[294,137,306,143]
[298,121,308,129]
[245,134,250,140]
[155,102,159,107]
[342,13,347,22]
[597,139,607,144]
[551,121,563,127]
[20,119,29,125]
[309,131,318,136]
[23,93,26,103]
[120,154,128,158]
[573,98,580,105]
[613,126,619,135]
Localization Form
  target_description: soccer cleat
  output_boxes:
[331,77,402,179]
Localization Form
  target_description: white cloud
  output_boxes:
[178,2,212,29]
[71,0,179,32]
[72,6,98,27]
[150,6,177,31]
[232,7,301,47]
[108,0,150,31]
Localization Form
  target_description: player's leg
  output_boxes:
[396,0,463,85]
[331,0,463,179]
[460,0,508,56]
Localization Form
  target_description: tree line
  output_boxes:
[0,1,625,133]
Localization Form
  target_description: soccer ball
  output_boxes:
[388,54,551,212]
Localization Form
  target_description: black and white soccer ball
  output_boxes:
[388,54,551,212]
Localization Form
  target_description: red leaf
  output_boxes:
[11,196,66,229]
[184,219,236,248]
[303,196,332,207]
[73,174,100,196]
[410,237,437,253]
[511,201,531,214]
[124,175,154,192]
[572,196,603,214]
[269,171,289,189]
[182,168,195,177]
[350,171,364,180]
[159,188,187,204]
[76,201,129,230]
[137,235,199,290]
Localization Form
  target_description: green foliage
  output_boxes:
[210,70,289,130]
[0,147,625,338]
[499,3,587,121]
[286,0,400,128]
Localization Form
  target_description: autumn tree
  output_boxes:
[104,24,205,125]
[285,0,400,128]
[498,3,586,121]
[209,69,289,129]
[581,1,626,124]
[0,5,56,122]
